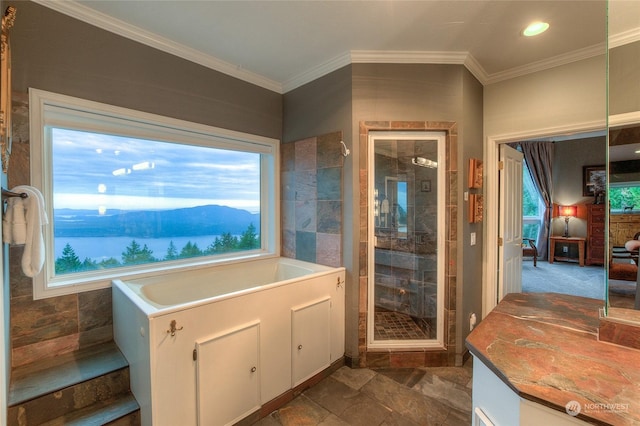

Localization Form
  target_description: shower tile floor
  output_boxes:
[373,310,430,340]
[250,358,473,426]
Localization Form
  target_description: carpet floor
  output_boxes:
[523,259,640,310]
[522,260,606,299]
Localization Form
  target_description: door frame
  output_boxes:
[366,130,446,349]
[483,119,606,317]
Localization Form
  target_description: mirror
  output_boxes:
[1,6,16,173]
[607,0,640,314]
[379,176,408,236]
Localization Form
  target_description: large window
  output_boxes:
[522,162,544,241]
[30,89,279,299]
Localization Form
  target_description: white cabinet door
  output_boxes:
[195,321,260,426]
[291,297,331,387]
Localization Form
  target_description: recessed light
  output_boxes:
[523,21,549,37]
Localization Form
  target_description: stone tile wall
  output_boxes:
[281,132,343,267]
[7,92,113,368]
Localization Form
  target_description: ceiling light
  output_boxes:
[523,22,549,37]
[412,157,438,168]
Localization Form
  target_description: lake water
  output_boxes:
[55,235,225,262]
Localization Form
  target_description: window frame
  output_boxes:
[29,88,280,299]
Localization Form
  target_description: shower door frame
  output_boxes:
[367,131,446,350]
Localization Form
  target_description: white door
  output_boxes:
[499,144,524,299]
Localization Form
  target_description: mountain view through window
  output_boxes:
[52,128,262,275]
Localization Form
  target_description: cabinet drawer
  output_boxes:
[589,227,605,237]
[589,236,605,246]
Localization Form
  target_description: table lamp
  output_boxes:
[559,205,577,237]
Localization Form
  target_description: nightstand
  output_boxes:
[549,236,585,266]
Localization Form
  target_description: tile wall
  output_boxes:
[7,92,113,368]
[281,131,343,267]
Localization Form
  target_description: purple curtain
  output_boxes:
[519,141,555,260]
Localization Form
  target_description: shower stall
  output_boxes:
[367,131,445,349]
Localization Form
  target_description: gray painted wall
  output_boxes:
[10,1,282,140]
[610,41,640,116]
[484,55,606,138]
[460,69,484,357]
[283,65,352,144]
[552,137,607,238]
[352,64,463,121]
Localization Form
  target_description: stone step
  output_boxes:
[9,341,128,406]
[8,341,139,426]
[41,393,140,426]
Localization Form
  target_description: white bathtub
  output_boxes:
[112,257,345,426]
[113,256,336,316]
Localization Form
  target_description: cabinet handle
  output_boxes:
[251,366,257,373]
[298,344,303,350]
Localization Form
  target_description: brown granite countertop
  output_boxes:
[466,292,640,425]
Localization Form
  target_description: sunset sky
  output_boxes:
[51,128,261,213]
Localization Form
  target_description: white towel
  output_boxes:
[3,195,27,244]
[2,185,49,277]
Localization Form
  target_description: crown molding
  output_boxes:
[609,111,640,128]
[463,55,489,85]
[281,51,353,93]
[609,27,640,49]
[33,0,638,94]
[283,50,490,92]
[32,0,284,93]
[484,43,606,85]
[350,50,468,65]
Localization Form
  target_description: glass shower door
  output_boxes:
[368,131,445,348]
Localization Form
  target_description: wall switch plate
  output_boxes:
[470,232,476,246]
[563,246,568,253]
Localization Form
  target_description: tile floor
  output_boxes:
[373,311,431,340]
[252,358,473,425]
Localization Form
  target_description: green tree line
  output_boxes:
[609,187,640,210]
[55,224,260,274]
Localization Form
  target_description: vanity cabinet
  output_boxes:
[466,293,640,426]
[472,356,588,426]
[586,204,605,265]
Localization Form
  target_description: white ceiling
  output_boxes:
[36,1,640,94]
